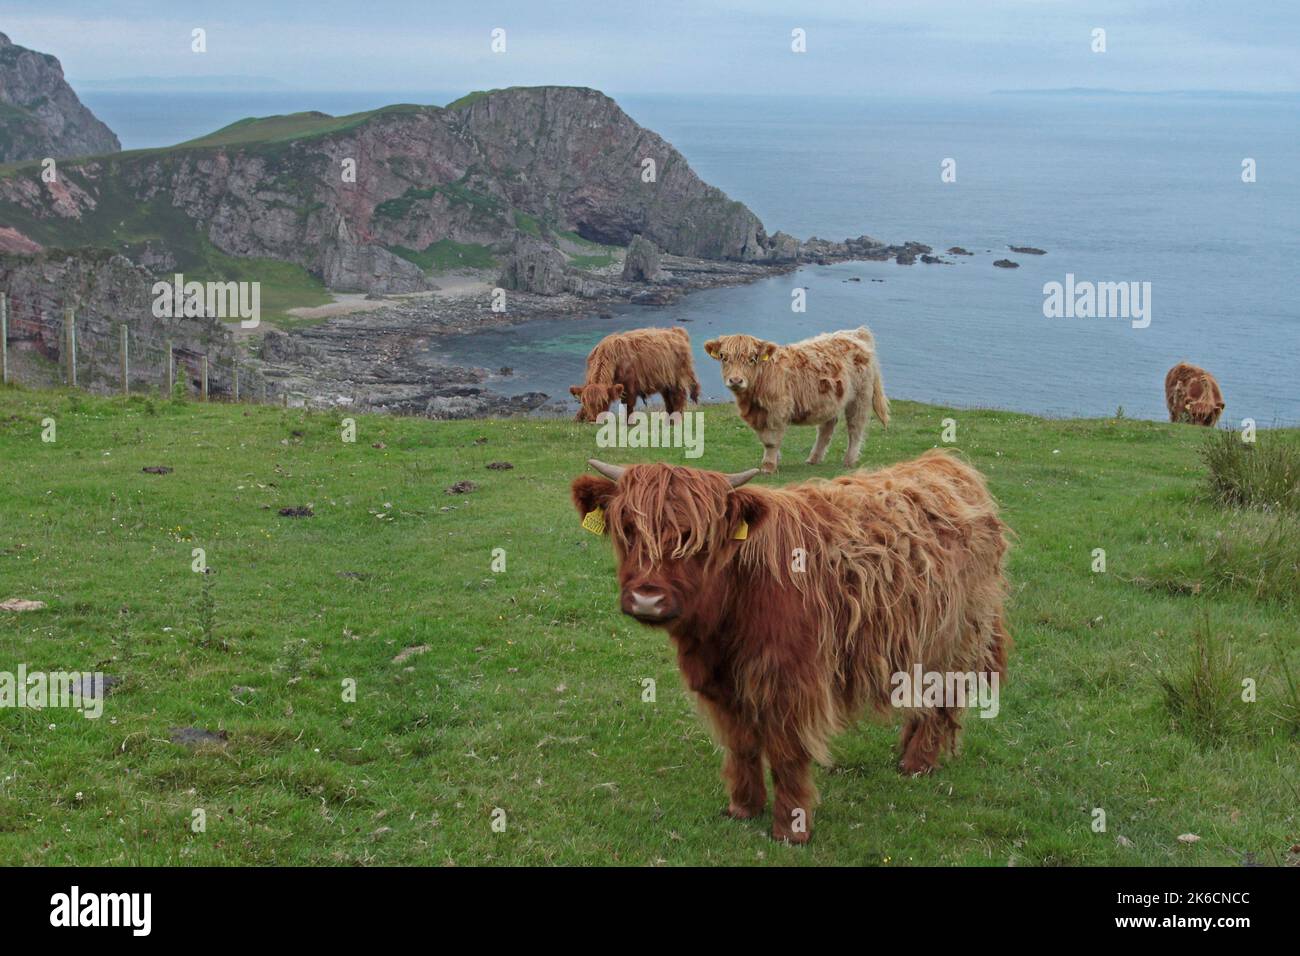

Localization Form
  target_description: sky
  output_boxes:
[4,0,1298,96]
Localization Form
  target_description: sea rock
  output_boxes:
[500,235,570,295]
[621,235,662,282]
[766,231,802,263]
[947,247,974,256]
[1009,245,1046,255]
[993,259,1020,269]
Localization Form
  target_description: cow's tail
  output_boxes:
[871,365,890,429]
[851,326,890,429]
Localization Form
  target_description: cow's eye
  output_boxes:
[750,355,758,364]
[720,353,728,361]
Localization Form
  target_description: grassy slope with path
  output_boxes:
[0,387,1295,865]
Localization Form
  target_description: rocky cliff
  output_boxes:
[0,32,120,163]
[0,86,770,292]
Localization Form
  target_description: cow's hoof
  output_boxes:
[898,755,938,776]
[772,826,811,845]
[724,802,763,820]
[759,462,778,474]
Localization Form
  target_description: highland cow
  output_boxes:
[570,326,701,422]
[704,326,889,473]
[1165,362,1225,426]
[571,451,1011,844]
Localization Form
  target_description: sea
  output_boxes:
[83,90,1300,423]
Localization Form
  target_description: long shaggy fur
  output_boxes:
[571,450,1011,843]
[570,326,701,422]
[704,326,889,472]
[1165,362,1225,426]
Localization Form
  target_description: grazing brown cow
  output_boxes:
[704,326,889,473]
[570,326,701,422]
[571,451,1011,844]
[1165,362,1225,426]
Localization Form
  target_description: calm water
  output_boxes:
[87,91,1300,423]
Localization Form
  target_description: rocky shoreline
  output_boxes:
[256,237,934,418]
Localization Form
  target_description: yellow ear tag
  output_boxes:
[581,507,607,535]
[761,354,770,362]
[733,520,749,541]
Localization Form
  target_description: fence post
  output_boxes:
[201,355,209,402]
[1,292,8,385]
[120,324,129,395]
[167,341,174,396]
[233,364,240,402]
[64,307,76,387]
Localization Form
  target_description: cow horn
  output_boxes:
[588,459,626,481]
[725,468,760,488]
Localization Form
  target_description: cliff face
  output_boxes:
[0,87,769,291]
[0,32,120,163]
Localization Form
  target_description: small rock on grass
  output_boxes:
[73,674,121,699]
[142,466,173,475]
[278,505,314,517]
[445,481,477,495]
[0,598,46,612]
[485,461,513,471]
[392,644,431,664]
[169,727,229,747]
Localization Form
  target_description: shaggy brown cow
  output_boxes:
[570,326,701,422]
[704,326,889,473]
[571,451,1011,844]
[1165,362,1225,426]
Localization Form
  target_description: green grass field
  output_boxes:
[0,387,1295,866]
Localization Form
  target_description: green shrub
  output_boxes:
[1156,617,1251,747]
[1201,430,1300,511]
[1203,513,1300,606]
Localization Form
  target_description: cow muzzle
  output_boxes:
[621,585,678,623]
[726,376,747,391]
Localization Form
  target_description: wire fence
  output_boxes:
[0,290,300,406]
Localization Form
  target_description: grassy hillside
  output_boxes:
[0,387,1295,866]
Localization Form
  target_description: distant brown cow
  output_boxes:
[704,326,889,473]
[1165,362,1225,426]
[570,326,701,422]
[571,451,1011,844]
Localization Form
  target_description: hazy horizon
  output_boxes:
[5,1,1298,96]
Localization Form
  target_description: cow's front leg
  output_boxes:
[758,426,786,474]
[703,700,766,819]
[768,744,816,844]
